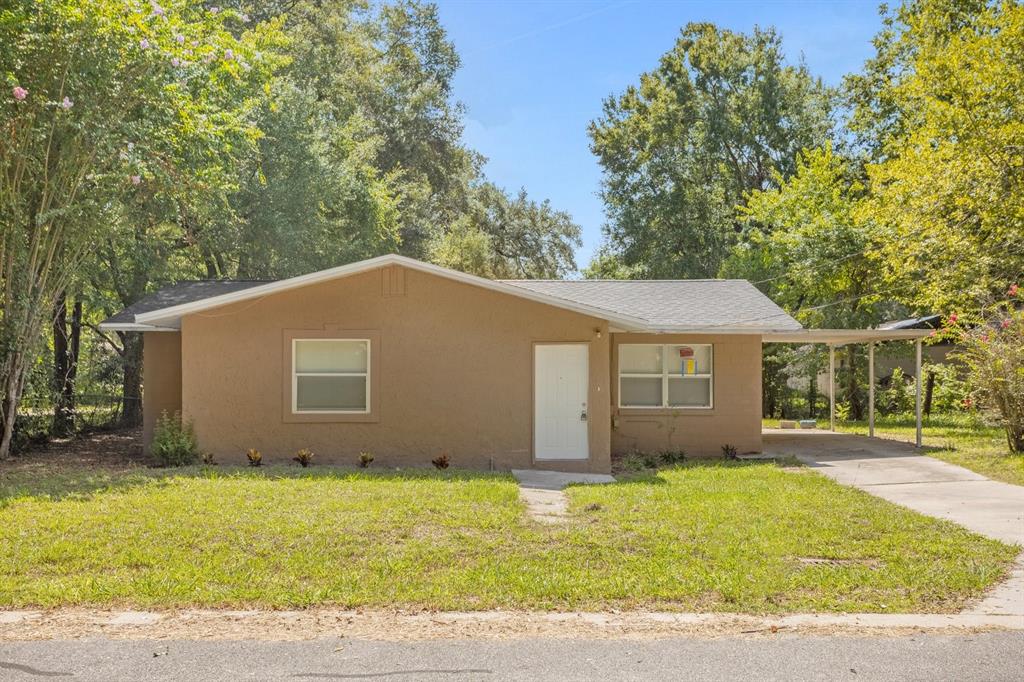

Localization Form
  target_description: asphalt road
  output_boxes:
[1,633,1022,681]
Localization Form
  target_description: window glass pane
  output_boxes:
[296,375,367,411]
[621,377,663,407]
[668,345,712,375]
[295,340,367,373]
[619,345,663,374]
[668,377,711,407]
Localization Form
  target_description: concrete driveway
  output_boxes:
[763,429,1024,544]
[763,429,1024,617]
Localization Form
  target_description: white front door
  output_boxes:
[534,344,589,460]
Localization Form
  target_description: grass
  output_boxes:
[0,458,1016,614]
[826,413,1023,486]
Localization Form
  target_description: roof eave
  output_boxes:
[97,322,180,332]
[641,326,803,335]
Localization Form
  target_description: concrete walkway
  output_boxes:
[511,469,615,524]
[763,429,1024,618]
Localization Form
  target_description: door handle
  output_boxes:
[580,410,588,422]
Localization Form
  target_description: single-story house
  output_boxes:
[99,254,929,473]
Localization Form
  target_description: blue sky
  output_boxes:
[432,0,885,269]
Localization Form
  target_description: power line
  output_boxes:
[748,228,922,286]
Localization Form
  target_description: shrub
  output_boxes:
[358,451,374,468]
[620,453,646,473]
[947,288,1024,452]
[431,454,450,469]
[640,452,658,469]
[721,444,738,460]
[659,449,686,465]
[881,367,916,415]
[201,452,216,466]
[151,411,199,467]
[293,448,314,467]
[923,361,970,414]
[246,448,263,467]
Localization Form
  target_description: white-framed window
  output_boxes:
[292,338,370,413]
[618,344,713,409]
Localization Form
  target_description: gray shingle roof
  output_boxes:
[101,280,274,325]
[102,263,800,333]
[500,279,802,331]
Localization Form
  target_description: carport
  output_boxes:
[762,329,934,446]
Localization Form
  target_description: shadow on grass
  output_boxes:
[605,457,802,485]
[0,463,513,507]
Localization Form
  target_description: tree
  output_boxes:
[723,146,898,419]
[851,0,1024,312]
[234,0,477,272]
[0,0,283,457]
[429,183,581,278]
[588,23,835,279]
[581,248,639,280]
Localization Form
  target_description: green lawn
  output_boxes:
[835,414,1024,486]
[0,460,1015,613]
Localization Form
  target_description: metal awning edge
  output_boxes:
[762,329,934,345]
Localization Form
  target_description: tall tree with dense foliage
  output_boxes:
[233,0,477,276]
[588,23,835,279]
[429,183,581,279]
[0,0,283,457]
[725,146,881,329]
[723,145,895,418]
[849,0,1024,312]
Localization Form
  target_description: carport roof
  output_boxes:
[762,328,933,346]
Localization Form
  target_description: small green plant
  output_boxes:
[151,411,199,467]
[431,453,450,469]
[359,451,374,468]
[721,444,738,460]
[641,452,658,469]
[201,451,216,466]
[659,449,686,465]
[882,367,916,415]
[619,452,650,473]
[293,448,314,467]
[246,448,263,467]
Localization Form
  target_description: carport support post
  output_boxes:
[915,339,923,448]
[868,342,875,438]
[828,344,836,432]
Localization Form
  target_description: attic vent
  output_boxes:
[381,265,406,297]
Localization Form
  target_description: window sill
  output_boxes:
[283,411,379,424]
[616,407,716,417]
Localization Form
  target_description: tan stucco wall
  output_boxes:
[142,331,182,452]
[610,333,763,457]
[178,267,612,472]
